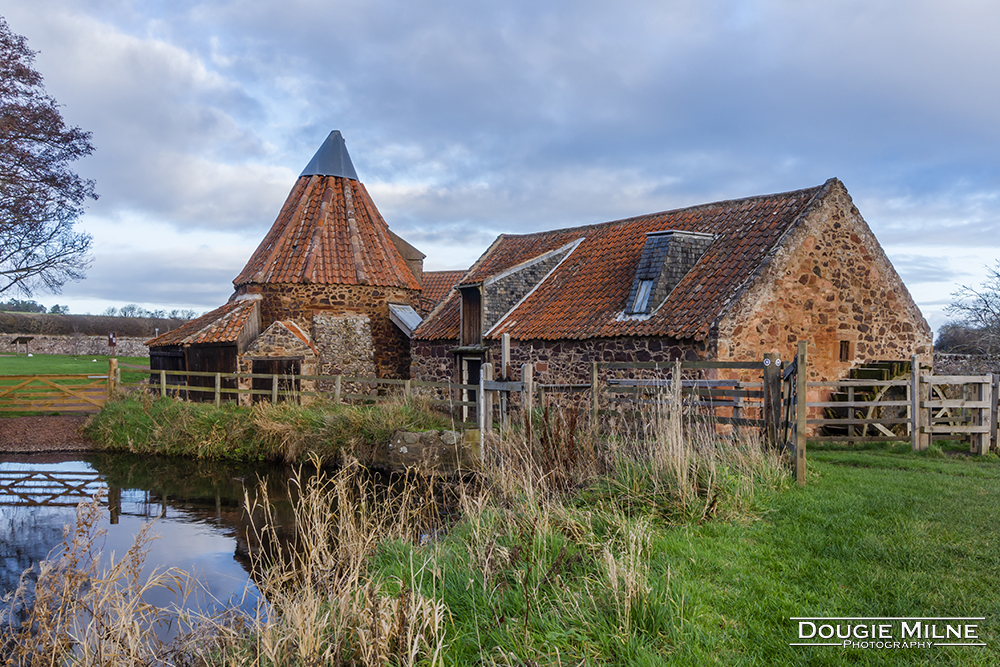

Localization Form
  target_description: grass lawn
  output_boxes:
[0,353,147,376]
[647,445,1000,665]
[366,443,1000,665]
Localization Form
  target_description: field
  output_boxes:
[0,353,147,376]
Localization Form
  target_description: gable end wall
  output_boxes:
[482,247,572,331]
[716,181,932,382]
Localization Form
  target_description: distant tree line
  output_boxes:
[0,311,194,337]
[101,304,197,319]
[1,299,197,320]
[1,298,68,314]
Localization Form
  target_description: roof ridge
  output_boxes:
[496,180,832,242]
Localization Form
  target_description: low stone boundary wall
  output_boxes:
[1,334,149,357]
[934,352,1000,376]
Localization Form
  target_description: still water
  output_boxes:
[0,452,297,629]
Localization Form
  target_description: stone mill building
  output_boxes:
[413,178,933,391]
[147,131,431,400]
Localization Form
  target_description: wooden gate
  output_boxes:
[918,373,994,455]
[0,373,110,413]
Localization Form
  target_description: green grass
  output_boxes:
[0,352,146,376]
[362,444,1000,665]
[85,392,454,462]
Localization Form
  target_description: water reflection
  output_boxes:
[0,452,298,632]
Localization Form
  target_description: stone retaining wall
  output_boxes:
[1,334,149,357]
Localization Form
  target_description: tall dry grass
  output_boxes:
[3,376,788,665]
[1,491,189,667]
[170,457,449,666]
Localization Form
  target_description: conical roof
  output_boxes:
[299,130,358,179]
[235,132,421,290]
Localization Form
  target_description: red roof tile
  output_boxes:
[147,299,258,346]
[416,180,832,342]
[234,176,421,291]
[419,270,464,313]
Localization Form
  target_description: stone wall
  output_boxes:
[237,321,319,405]
[312,312,376,378]
[716,180,932,388]
[933,352,1000,376]
[411,335,705,387]
[237,282,419,379]
[1,334,150,357]
[381,429,480,472]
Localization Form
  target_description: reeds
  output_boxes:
[167,457,448,666]
[1,491,189,667]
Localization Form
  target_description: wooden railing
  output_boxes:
[118,366,479,418]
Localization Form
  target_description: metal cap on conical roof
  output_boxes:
[299,130,359,180]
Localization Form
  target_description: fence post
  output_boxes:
[107,358,118,398]
[404,379,411,399]
[479,362,494,435]
[763,352,780,448]
[160,369,166,398]
[590,361,600,426]
[992,374,999,453]
[522,362,533,429]
[910,355,928,451]
[214,373,221,408]
[334,375,342,403]
[973,378,991,455]
[796,341,807,486]
[271,374,278,403]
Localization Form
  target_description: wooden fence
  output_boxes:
[117,364,480,422]
[476,353,797,447]
[805,355,998,455]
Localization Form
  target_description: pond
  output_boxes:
[0,452,299,636]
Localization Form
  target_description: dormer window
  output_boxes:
[624,230,715,316]
[630,280,655,314]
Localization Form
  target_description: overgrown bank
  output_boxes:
[84,393,453,463]
[9,400,1000,665]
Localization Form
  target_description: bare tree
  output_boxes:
[945,262,1000,355]
[0,15,96,296]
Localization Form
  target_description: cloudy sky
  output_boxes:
[3,1,999,335]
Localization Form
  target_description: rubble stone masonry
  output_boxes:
[236,282,419,379]
[411,335,706,386]
[1,334,149,357]
[716,181,932,386]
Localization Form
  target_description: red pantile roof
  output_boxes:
[416,180,833,342]
[419,270,464,312]
[234,175,421,291]
[147,299,258,346]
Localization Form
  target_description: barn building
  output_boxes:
[148,131,431,400]
[412,178,932,394]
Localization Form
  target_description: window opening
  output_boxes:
[631,280,654,314]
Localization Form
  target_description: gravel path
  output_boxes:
[0,415,95,453]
